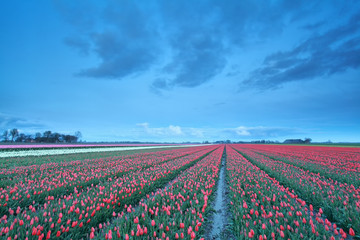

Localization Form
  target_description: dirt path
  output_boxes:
[206,146,233,239]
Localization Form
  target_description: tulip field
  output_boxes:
[0,143,359,239]
[229,144,360,240]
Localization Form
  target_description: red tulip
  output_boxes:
[349,228,355,236]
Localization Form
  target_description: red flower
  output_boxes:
[248,229,254,238]
[349,228,355,236]
[262,223,266,230]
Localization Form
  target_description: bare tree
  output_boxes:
[10,128,19,142]
[2,130,9,142]
[75,131,82,141]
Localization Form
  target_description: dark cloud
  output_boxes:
[64,37,90,56]
[301,21,326,31]
[56,0,359,90]
[158,31,226,88]
[244,13,360,89]
[78,31,158,78]
[53,0,99,31]
[77,1,160,79]
[0,114,45,131]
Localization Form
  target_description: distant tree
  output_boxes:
[304,138,312,144]
[35,132,42,142]
[284,139,304,144]
[64,135,78,143]
[16,133,26,142]
[75,131,82,141]
[43,131,52,142]
[52,132,61,143]
[10,128,19,142]
[2,130,9,142]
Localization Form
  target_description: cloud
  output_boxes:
[78,2,160,79]
[135,123,204,140]
[135,123,301,141]
[0,113,45,132]
[152,1,227,89]
[64,37,91,56]
[156,35,226,89]
[137,122,183,136]
[188,128,205,138]
[224,126,301,139]
[57,0,328,89]
[301,21,326,31]
[243,13,360,89]
[234,127,251,136]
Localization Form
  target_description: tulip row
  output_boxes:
[0,146,204,183]
[0,144,174,149]
[241,144,360,187]
[226,146,344,239]
[0,146,217,239]
[232,145,359,238]
[0,145,201,159]
[95,145,224,239]
[0,146,189,169]
[0,146,208,215]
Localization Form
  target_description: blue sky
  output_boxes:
[1,0,360,142]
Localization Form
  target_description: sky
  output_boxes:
[1,0,360,143]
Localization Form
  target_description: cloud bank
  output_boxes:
[55,0,360,91]
[135,123,300,141]
[0,113,45,132]
[244,13,360,89]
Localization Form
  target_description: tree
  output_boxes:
[2,130,9,142]
[75,131,82,141]
[10,128,19,142]
[16,133,26,142]
[52,132,61,143]
[304,138,312,144]
[43,131,52,142]
[35,132,42,142]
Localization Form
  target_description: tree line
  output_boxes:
[1,128,82,143]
